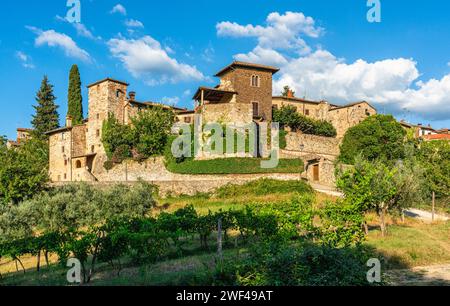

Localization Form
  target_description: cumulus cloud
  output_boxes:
[110,4,127,15]
[234,46,288,67]
[217,11,322,56]
[16,51,35,69]
[55,15,101,40]
[27,26,91,62]
[107,35,204,85]
[125,19,144,28]
[162,96,180,106]
[217,11,450,120]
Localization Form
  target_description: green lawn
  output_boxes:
[365,221,450,269]
[165,157,303,175]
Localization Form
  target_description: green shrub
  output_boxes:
[103,160,114,171]
[102,114,134,160]
[273,105,337,137]
[111,145,131,164]
[215,179,312,198]
[210,241,380,286]
[102,107,175,164]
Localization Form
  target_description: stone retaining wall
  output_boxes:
[74,157,303,196]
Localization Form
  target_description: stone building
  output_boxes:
[46,61,378,185]
[193,61,280,125]
[6,128,33,149]
[46,78,189,182]
[273,92,377,138]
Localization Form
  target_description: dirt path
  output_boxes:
[387,263,450,286]
[404,208,449,223]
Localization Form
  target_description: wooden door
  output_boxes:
[313,164,319,181]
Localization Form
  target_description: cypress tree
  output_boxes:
[31,76,60,136]
[67,64,83,125]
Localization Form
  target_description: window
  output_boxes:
[116,90,121,98]
[76,160,82,169]
[252,102,259,117]
[184,117,191,124]
[96,130,100,137]
[64,173,67,180]
[62,146,65,153]
[61,133,65,141]
[96,114,100,120]
[91,145,95,153]
[251,75,260,87]
[305,109,310,116]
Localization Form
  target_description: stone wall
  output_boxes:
[305,159,336,187]
[72,124,86,157]
[202,102,253,125]
[328,102,377,138]
[48,129,72,182]
[284,132,341,158]
[92,157,302,196]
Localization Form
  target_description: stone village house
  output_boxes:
[45,61,377,187]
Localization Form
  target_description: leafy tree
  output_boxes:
[67,65,83,125]
[31,76,60,137]
[281,85,295,97]
[415,140,450,198]
[0,138,49,205]
[339,115,406,164]
[273,105,337,137]
[0,136,6,147]
[131,107,175,157]
[102,113,134,160]
[337,156,427,236]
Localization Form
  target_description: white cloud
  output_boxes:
[217,11,450,121]
[107,35,204,85]
[125,19,144,28]
[73,23,101,40]
[110,4,127,15]
[202,45,215,62]
[55,15,101,40]
[162,96,180,106]
[15,51,35,69]
[27,27,91,62]
[234,46,288,67]
[217,11,322,55]
[183,89,192,97]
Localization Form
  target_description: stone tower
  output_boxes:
[215,62,279,122]
[86,78,129,175]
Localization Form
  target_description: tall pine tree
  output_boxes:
[67,64,83,125]
[32,76,60,136]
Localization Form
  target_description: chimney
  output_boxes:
[287,90,294,99]
[129,91,136,101]
[66,115,73,128]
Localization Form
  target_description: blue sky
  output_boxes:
[1,0,450,139]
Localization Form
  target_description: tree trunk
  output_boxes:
[379,206,388,237]
[36,250,41,272]
[44,251,49,267]
[15,257,26,274]
[363,221,369,235]
[87,232,103,283]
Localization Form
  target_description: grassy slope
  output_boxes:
[165,158,303,175]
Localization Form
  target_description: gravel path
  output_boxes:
[403,208,449,223]
[387,264,450,286]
